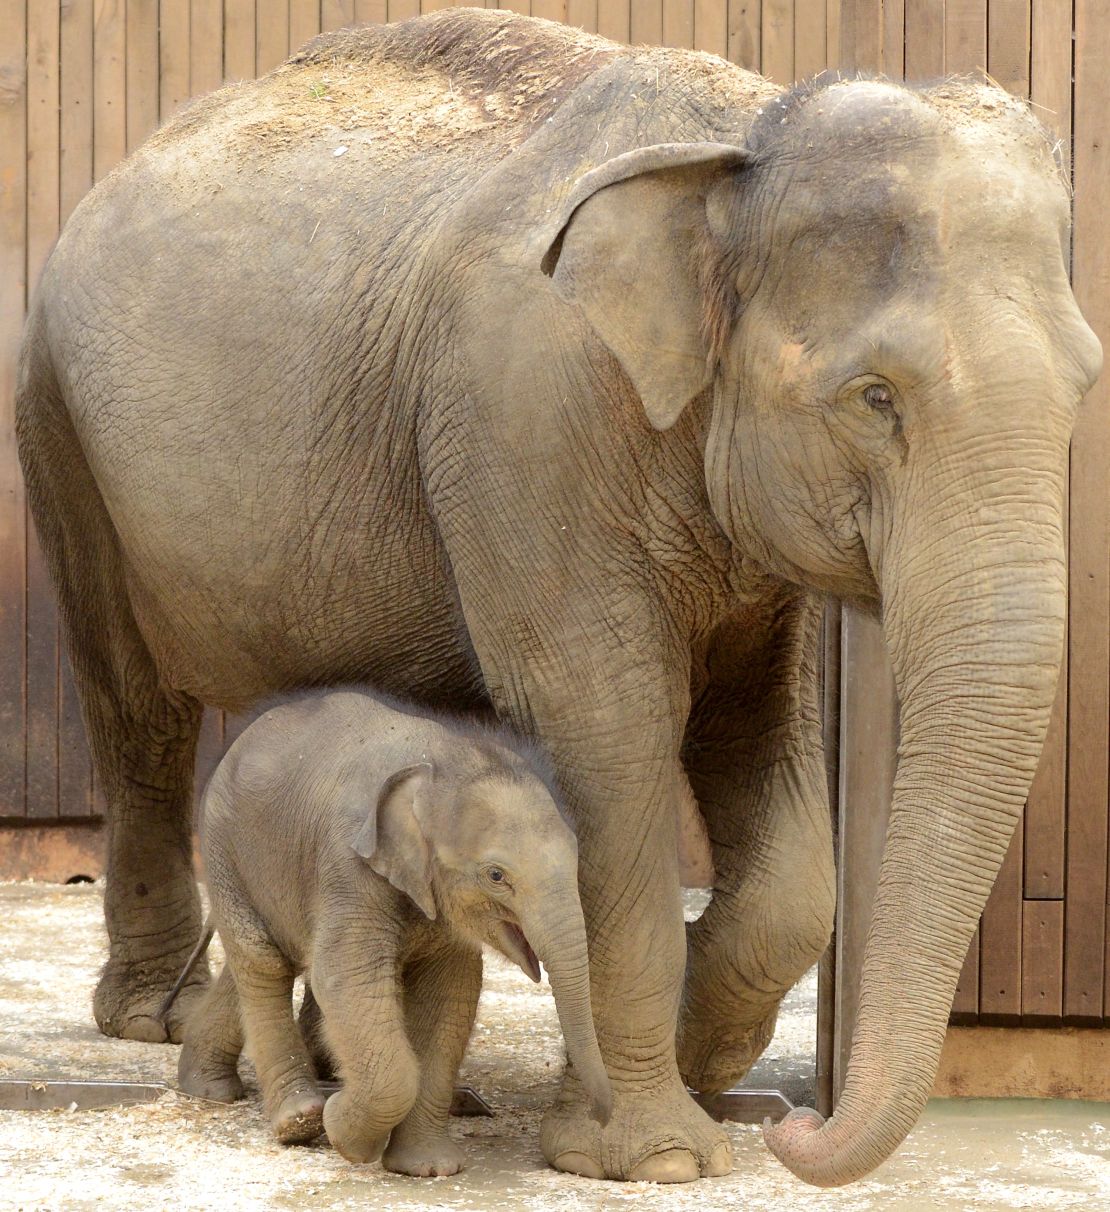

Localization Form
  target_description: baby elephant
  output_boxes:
[177,689,611,1176]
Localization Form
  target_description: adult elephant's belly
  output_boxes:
[99,455,485,715]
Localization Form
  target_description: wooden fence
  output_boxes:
[0,4,1107,1041]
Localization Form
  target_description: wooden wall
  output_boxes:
[0,4,1106,1035]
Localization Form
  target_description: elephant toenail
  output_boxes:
[704,1141,733,1177]
[553,1151,606,1179]
[629,1148,701,1184]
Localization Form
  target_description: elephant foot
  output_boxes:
[94,952,210,1043]
[273,1087,326,1145]
[677,1004,778,1096]
[541,1077,731,1183]
[383,1130,465,1178]
[177,1045,244,1103]
[323,1089,393,1164]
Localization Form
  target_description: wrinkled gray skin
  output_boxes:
[15,9,1101,1188]
[178,689,610,1176]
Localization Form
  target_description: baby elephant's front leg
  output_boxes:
[384,943,483,1177]
[313,933,420,1164]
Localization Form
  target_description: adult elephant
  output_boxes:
[15,8,1100,1189]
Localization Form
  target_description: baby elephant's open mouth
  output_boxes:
[497,920,541,983]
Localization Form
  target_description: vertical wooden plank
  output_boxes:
[761,0,794,83]
[987,0,1031,96]
[569,0,600,35]
[60,0,98,819]
[630,0,662,44]
[1030,0,1072,172]
[951,927,981,1021]
[191,0,226,96]
[160,0,192,119]
[904,0,944,81]
[1070,0,1110,1024]
[881,0,904,78]
[0,0,28,817]
[1021,900,1064,1021]
[1026,0,1071,925]
[794,0,826,80]
[727,0,761,71]
[833,611,898,1098]
[126,0,160,151]
[1022,4,1066,921]
[597,0,631,42]
[533,1,569,24]
[27,0,61,280]
[255,0,290,74]
[93,1,127,182]
[61,1,95,224]
[661,0,692,47]
[322,1,356,32]
[354,1,388,25]
[388,0,422,24]
[224,0,257,80]
[978,827,1024,1023]
[1025,668,1067,899]
[290,0,322,51]
[945,0,987,75]
[25,0,63,821]
[978,0,1033,1026]
[826,0,840,70]
[693,0,726,56]
[838,0,881,72]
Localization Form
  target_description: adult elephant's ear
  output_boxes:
[353,762,437,920]
[540,142,749,430]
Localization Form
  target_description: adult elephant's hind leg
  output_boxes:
[18,379,207,1043]
[677,593,836,1096]
[91,682,206,1043]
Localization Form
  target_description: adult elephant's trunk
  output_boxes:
[766,444,1069,1186]
[523,881,613,1126]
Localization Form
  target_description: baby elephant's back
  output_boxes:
[199,691,438,959]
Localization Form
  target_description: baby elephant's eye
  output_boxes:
[488,868,505,883]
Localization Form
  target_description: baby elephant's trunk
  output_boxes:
[523,883,612,1125]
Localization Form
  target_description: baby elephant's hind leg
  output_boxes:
[178,965,245,1103]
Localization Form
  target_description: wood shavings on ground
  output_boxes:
[1,882,1107,1211]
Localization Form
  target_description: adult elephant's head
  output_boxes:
[540,78,1101,1186]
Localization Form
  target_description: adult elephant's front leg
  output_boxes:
[472,631,730,1183]
[678,593,836,1095]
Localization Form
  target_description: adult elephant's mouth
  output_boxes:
[496,919,541,983]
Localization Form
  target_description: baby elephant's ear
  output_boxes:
[353,762,437,920]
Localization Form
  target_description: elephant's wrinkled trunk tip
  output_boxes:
[763,1105,869,1187]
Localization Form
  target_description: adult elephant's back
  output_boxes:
[19,11,621,710]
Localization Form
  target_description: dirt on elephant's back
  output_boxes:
[146,9,779,175]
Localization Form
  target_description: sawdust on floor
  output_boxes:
[1,882,1108,1212]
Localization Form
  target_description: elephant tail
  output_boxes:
[156,917,216,1023]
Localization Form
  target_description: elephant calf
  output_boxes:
[177,689,611,1176]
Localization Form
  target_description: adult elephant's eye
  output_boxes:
[489,868,504,883]
[864,383,894,410]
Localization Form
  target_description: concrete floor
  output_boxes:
[1,882,1108,1211]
